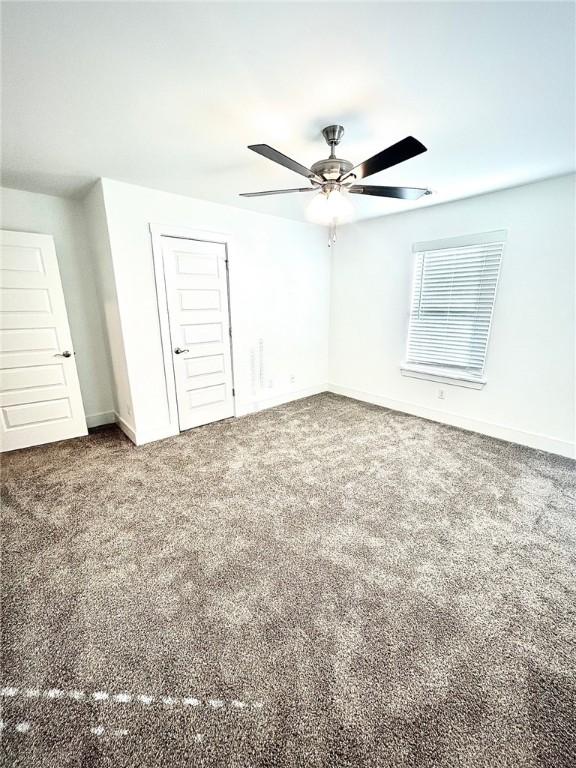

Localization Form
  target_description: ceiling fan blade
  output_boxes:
[348,185,431,200]
[239,187,315,197]
[344,137,427,181]
[248,144,324,183]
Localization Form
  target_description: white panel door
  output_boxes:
[0,230,87,452]
[161,236,234,431]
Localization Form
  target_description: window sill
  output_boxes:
[400,364,486,390]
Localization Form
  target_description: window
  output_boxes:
[402,231,505,389]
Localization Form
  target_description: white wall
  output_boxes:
[3,176,573,456]
[98,178,330,444]
[329,175,575,458]
[82,181,134,430]
[0,186,115,426]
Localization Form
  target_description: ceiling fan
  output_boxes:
[240,125,431,242]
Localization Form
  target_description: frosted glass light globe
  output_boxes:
[306,189,354,225]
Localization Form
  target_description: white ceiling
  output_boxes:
[2,1,575,222]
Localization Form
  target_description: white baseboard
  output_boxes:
[86,411,116,429]
[235,384,327,418]
[114,413,137,444]
[113,386,326,446]
[328,384,575,459]
[114,412,177,446]
[134,425,178,446]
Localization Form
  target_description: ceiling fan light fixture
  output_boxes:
[306,187,354,226]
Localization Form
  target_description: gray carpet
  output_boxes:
[1,393,575,767]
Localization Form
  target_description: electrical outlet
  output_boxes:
[438,389,445,400]
[290,374,296,384]
[267,379,273,389]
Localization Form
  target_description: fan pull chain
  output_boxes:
[328,222,337,247]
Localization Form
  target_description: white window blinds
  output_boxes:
[402,232,505,387]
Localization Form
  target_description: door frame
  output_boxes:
[149,224,237,435]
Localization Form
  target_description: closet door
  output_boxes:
[161,236,234,431]
[0,230,87,452]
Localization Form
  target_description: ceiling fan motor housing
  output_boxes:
[311,157,354,181]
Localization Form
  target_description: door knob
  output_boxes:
[174,347,189,355]
[55,350,73,358]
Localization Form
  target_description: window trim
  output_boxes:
[401,230,506,388]
[400,364,486,389]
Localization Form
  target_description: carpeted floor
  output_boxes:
[1,393,575,768]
